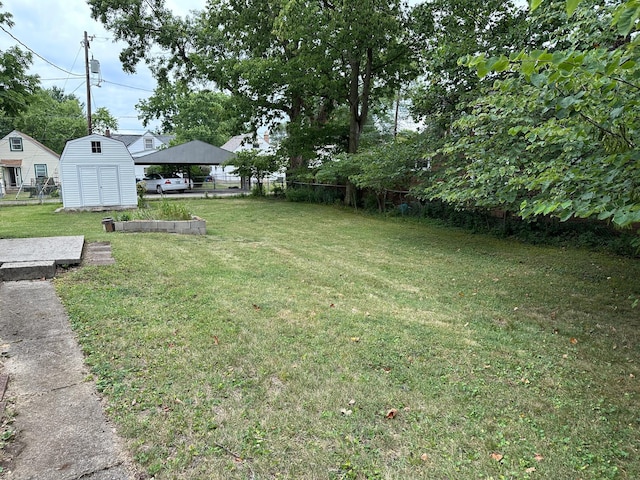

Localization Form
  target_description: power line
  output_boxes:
[0,25,83,77]
[101,79,155,92]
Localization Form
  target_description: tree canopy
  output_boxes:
[89,0,418,164]
[136,83,244,147]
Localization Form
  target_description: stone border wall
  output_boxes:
[113,216,206,235]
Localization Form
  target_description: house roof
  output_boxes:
[133,140,236,165]
[110,134,140,147]
[2,130,60,158]
[111,131,174,147]
[221,133,270,152]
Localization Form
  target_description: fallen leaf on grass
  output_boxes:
[213,335,219,345]
[385,408,398,419]
[534,453,544,462]
[570,337,578,344]
[526,467,536,473]
[490,452,503,462]
[420,453,429,462]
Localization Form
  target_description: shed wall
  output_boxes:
[60,136,137,208]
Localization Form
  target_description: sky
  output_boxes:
[0,0,205,134]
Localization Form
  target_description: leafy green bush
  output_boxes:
[285,185,344,204]
[136,182,146,208]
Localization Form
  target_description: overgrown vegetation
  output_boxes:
[3,199,636,479]
[111,199,191,221]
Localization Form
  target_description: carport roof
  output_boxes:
[133,139,236,165]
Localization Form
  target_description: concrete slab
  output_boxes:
[0,236,84,266]
[0,260,56,281]
[6,384,129,480]
[0,281,71,342]
[4,335,87,395]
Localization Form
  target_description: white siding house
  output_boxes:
[59,134,137,209]
[0,130,60,197]
[111,131,174,180]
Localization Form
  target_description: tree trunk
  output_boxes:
[345,48,374,206]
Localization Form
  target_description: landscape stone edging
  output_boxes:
[113,216,206,235]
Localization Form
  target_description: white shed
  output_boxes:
[60,134,137,209]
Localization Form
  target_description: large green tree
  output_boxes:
[14,88,87,153]
[0,5,40,135]
[92,106,119,135]
[136,82,245,146]
[410,0,529,132]
[88,0,417,168]
[424,0,640,228]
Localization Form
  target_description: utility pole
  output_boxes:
[83,31,92,135]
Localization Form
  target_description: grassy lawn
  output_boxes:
[2,199,639,479]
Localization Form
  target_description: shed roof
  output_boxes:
[133,140,236,165]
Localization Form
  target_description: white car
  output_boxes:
[140,173,189,194]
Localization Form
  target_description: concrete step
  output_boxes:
[0,260,56,282]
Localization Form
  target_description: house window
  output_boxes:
[144,138,153,150]
[34,164,47,178]
[9,137,23,151]
[91,141,102,153]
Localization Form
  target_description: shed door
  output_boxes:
[99,166,120,205]
[79,166,121,206]
[79,166,100,206]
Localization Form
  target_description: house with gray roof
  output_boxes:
[111,131,175,180]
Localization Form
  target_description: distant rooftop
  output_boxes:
[111,131,175,147]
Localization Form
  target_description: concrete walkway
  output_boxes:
[0,279,135,478]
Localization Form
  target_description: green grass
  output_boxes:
[2,199,640,479]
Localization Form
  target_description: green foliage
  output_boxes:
[91,106,118,135]
[414,0,640,231]
[284,184,344,204]
[88,0,418,168]
[112,200,191,221]
[410,0,530,131]
[224,149,285,196]
[137,83,245,146]
[136,182,146,208]
[0,44,39,119]
[158,199,191,220]
[14,88,87,153]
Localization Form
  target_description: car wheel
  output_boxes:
[156,185,163,194]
